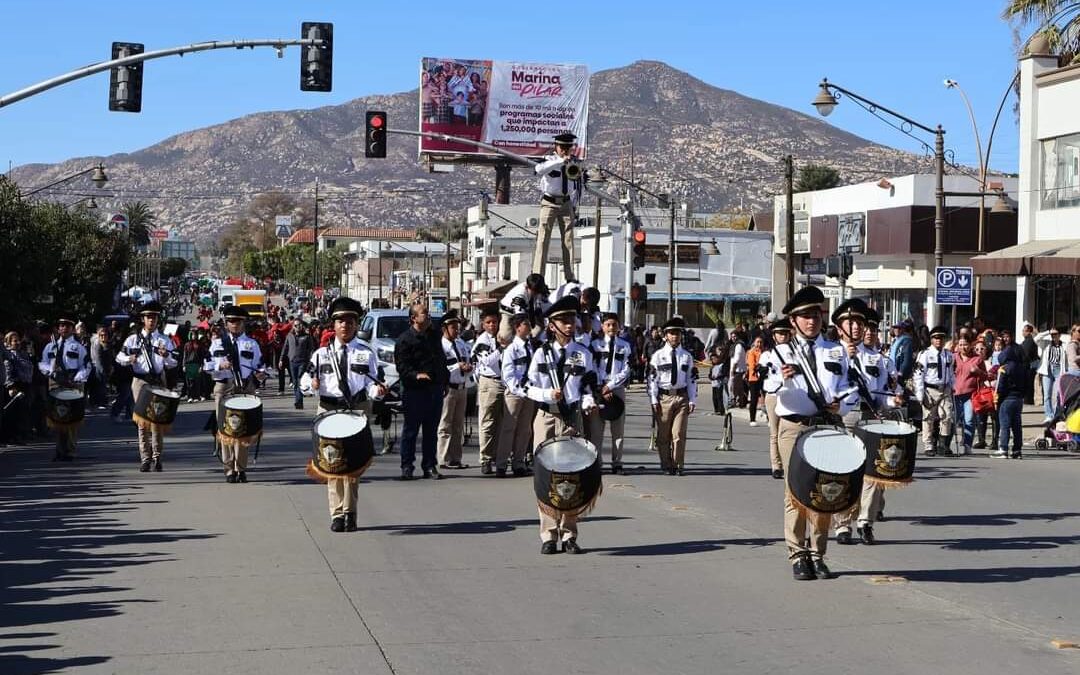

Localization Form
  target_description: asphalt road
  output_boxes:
[2,382,1078,675]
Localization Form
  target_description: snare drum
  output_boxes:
[533,436,603,516]
[306,411,375,481]
[219,394,263,441]
[853,419,918,487]
[46,388,86,428]
[133,385,181,433]
[787,426,866,515]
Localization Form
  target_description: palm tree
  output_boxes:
[1003,1,1080,63]
[121,201,155,247]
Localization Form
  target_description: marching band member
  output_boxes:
[39,315,90,461]
[532,132,582,282]
[913,325,955,456]
[497,313,536,477]
[471,307,505,475]
[772,286,856,580]
[589,312,632,474]
[497,273,550,343]
[525,296,597,554]
[206,305,265,483]
[760,320,793,479]
[116,302,177,472]
[647,317,698,476]
[437,310,472,470]
[308,297,386,532]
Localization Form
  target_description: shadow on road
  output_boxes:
[842,565,1080,584]
[889,512,1080,527]
[358,515,630,536]
[591,537,780,556]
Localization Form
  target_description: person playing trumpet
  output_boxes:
[532,132,583,284]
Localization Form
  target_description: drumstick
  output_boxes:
[3,391,24,410]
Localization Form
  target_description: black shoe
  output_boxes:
[924,449,937,457]
[423,468,442,480]
[481,461,494,475]
[294,402,303,410]
[876,510,886,522]
[611,465,624,475]
[153,459,162,472]
[563,539,582,554]
[512,467,530,477]
[792,555,816,581]
[495,467,507,478]
[140,460,152,473]
[330,517,345,533]
[972,440,987,450]
[772,468,784,479]
[237,471,247,483]
[676,468,686,476]
[398,469,415,481]
[1010,453,1022,460]
[540,541,559,555]
[226,473,237,484]
[344,513,357,532]
[836,531,854,545]
[857,525,875,545]
[811,558,834,579]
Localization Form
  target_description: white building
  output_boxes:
[972,42,1080,332]
[341,240,451,311]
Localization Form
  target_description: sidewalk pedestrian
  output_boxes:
[746,336,765,426]
[952,335,986,454]
[994,330,1027,460]
[280,317,315,410]
[1035,326,1066,422]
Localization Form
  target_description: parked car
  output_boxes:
[357,309,445,387]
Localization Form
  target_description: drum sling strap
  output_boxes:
[328,343,354,411]
[221,333,244,389]
[543,341,573,424]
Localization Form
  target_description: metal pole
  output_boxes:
[623,189,637,329]
[667,199,676,318]
[784,155,795,301]
[592,196,602,288]
[933,127,946,326]
[312,177,319,296]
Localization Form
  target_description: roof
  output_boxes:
[971,238,1080,276]
[286,227,418,245]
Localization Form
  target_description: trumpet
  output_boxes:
[564,160,583,181]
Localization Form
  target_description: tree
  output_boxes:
[160,257,189,280]
[121,200,156,247]
[1003,1,1080,63]
[794,164,842,192]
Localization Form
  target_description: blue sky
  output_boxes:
[1,1,1028,173]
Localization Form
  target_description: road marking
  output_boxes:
[1050,639,1079,649]
[868,575,909,584]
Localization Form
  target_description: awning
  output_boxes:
[970,239,1080,276]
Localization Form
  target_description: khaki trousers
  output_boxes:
[921,387,954,450]
[534,408,578,542]
[765,394,781,471]
[48,381,82,457]
[497,391,534,470]
[476,376,505,465]
[587,388,626,468]
[779,418,829,561]
[131,378,164,461]
[833,482,885,532]
[532,201,575,282]
[319,401,370,518]
[656,391,689,470]
[214,378,256,474]
[437,386,467,465]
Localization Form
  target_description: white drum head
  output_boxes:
[858,420,916,436]
[797,428,865,473]
[535,437,597,473]
[51,389,83,401]
[227,395,262,410]
[316,412,367,438]
[149,386,180,399]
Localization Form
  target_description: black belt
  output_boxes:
[782,414,827,425]
[134,373,163,384]
[448,382,466,390]
[658,387,687,396]
[319,393,366,410]
[542,194,571,204]
[479,374,503,382]
[925,383,943,391]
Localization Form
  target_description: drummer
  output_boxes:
[525,295,598,554]
[647,317,698,476]
[760,319,794,479]
[773,286,855,580]
[588,312,632,474]
[206,305,266,483]
[38,315,91,462]
[497,313,536,477]
[830,300,901,546]
[116,301,177,472]
[309,297,386,533]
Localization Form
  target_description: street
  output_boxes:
[2,387,1078,674]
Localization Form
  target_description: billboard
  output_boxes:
[419,58,589,158]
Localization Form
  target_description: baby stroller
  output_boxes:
[1035,373,1080,452]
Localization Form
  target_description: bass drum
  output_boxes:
[47,388,86,428]
[787,426,866,515]
[220,394,263,441]
[133,385,181,432]
[533,435,603,517]
[307,411,375,481]
[853,419,918,487]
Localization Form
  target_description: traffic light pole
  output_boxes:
[0,38,328,109]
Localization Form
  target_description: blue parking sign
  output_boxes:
[935,266,973,305]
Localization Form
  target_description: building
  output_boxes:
[772,174,1018,330]
[455,203,772,329]
[341,241,451,311]
[972,43,1080,332]
[286,226,418,251]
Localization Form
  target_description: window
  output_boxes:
[1041,133,1080,209]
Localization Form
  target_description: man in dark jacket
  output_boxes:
[394,302,450,480]
[280,318,315,409]
[1019,322,1039,405]
[995,329,1028,459]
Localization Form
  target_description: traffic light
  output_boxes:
[300,22,333,92]
[109,42,144,112]
[632,229,647,270]
[366,111,387,158]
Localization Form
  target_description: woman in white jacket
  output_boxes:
[1035,327,1067,422]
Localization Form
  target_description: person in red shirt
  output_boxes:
[952,335,987,454]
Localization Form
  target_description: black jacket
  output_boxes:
[997,345,1028,398]
[394,324,450,390]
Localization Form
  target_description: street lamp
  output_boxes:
[813,78,946,325]
[24,162,108,196]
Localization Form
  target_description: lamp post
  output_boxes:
[813,79,946,325]
[23,163,108,197]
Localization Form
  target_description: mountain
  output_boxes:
[12,60,925,243]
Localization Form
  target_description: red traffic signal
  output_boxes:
[366,111,387,158]
[632,230,647,269]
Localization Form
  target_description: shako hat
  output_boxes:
[929,325,948,338]
[328,297,363,320]
[441,309,462,326]
[139,301,164,316]
[830,298,870,326]
[221,304,249,320]
[545,296,580,321]
[781,286,826,316]
[662,316,687,333]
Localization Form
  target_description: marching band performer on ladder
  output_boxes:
[308,297,386,533]
[524,296,597,554]
[589,312,633,474]
[497,273,550,344]
[648,317,698,476]
[532,132,582,283]
[206,305,265,483]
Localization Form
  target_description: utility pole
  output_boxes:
[784,154,795,302]
[667,198,676,318]
[312,177,319,296]
[622,189,637,328]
